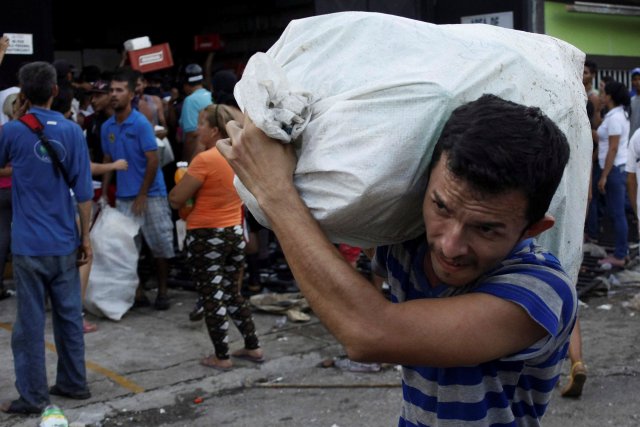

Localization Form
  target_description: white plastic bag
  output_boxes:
[234,12,591,282]
[84,205,140,321]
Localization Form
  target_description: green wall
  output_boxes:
[545,1,640,56]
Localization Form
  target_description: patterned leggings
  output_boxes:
[186,225,260,360]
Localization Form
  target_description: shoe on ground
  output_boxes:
[49,384,91,400]
[154,294,170,310]
[0,397,43,414]
[189,297,204,321]
[560,361,587,398]
[133,294,151,308]
[0,288,14,300]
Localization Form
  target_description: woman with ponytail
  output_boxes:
[169,104,264,370]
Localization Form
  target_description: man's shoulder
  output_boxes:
[493,239,566,275]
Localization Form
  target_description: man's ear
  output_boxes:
[52,84,59,98]
[523,214,555,238]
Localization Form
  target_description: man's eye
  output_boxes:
[478,225,494,234]
[433,200,445,210]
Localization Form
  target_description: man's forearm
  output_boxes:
[258,188,391,360]
[139,155,159,196]
[101,155,113,193]
[77,200,92,239]
[184,132,199,161]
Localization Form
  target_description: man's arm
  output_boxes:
[100,153,114,200]
[217,120,547,367]
[76,200,93,266]
[168,173,202,209]
[0,36,9,67]
[183,131,199,162]
[132,150,159,216]
[155,96,167,128]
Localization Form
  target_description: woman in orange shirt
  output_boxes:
[169,104,264,370]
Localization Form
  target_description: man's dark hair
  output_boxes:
[111,68,137,92]
[429,94,570,225]
[584,60,597,75]
[51,83,74,116]
[18,62,57,105]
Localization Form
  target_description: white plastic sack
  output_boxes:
[235,12,591,282]
[84,205,140,321]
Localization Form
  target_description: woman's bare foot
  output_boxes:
[231,348,265,363]
[200,354,233,371]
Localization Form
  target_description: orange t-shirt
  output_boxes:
[185,148,243,229]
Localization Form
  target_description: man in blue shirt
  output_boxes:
[218,95,577,426]
[101,69,175,310]
[0,62,93,414]
[179,64,212,161]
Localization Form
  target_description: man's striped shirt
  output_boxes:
[373,237,577,427]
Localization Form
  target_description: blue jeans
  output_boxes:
[11,253,87,408]
[585,164,602,240]
[604,165,629,259]
[0,188,11,288]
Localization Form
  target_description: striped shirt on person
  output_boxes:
[373,237,577,427]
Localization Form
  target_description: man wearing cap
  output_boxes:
[179,64,211,161]
[630,67,640,139]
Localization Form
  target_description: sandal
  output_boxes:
[231,348,265,364]
[200,355,233,371]
[561,360,587,397]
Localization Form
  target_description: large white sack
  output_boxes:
[235,12,591,282]
[84,205,140,321]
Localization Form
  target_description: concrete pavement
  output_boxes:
[1,272,640,426]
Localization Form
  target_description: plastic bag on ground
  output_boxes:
[84,205,140,321]
[234,12,591,283]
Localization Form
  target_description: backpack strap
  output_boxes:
[18,113,73,187]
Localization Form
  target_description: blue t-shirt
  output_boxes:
[101,109,166,198]
[179,88,212,133]
[0,107,93,256]
[373,237,577,427]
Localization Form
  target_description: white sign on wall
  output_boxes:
[461,11,514,29]
[4,33,34,55]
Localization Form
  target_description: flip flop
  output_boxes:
[231,349,265,364]
[561,361,587,398]
[200,355,233,372]
[0,398,42,414]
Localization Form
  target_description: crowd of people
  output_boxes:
[0,36,268,414]
[1,31,640,426]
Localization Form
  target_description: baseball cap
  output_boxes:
[184,64,204,84]
[631,67,640,77]
[88,80,110,94]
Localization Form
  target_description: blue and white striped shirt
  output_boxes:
[374,237,577,427]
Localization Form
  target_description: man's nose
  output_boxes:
[439,223,469,259]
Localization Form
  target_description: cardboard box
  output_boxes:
[194,34,223,52]
[128,43,174,73]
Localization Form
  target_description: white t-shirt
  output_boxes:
[598,105,630,169]
[625,128,640,216]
